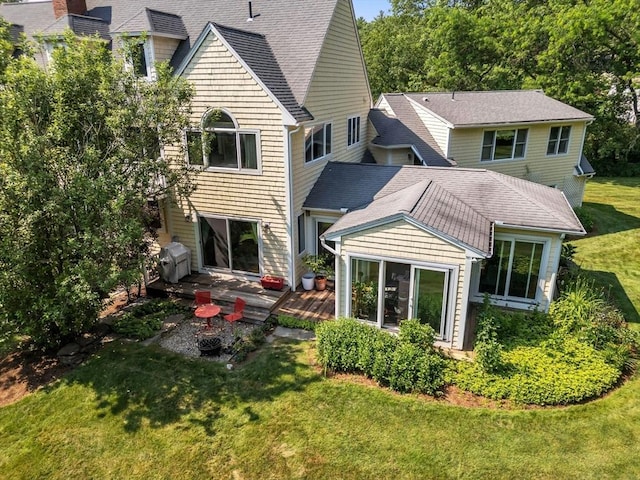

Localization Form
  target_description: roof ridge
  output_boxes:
[426,178,493,226]
[212,22,266,39]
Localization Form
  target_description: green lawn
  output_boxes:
[573,177,640,326]
[1,340,640,479]
[1,177,640,479]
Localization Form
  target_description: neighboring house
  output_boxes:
[2,0,587,351]
[368,91,596,207]
[306,162,585,350]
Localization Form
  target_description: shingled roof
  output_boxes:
[403,90,594,127]
[112,8,188,39]
[41,14,109,38]
[0,0,341,123]
[306,162,585,256]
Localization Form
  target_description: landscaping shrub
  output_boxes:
[574,206,594,232]
[549,276,606,334]
[276,315,319,332]
[456,339,620,405]
[112,299,187,340]
[316,317,447,395]
[473,305,503,374]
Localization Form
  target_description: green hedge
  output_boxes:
[275,315,320,332]
[316,318,447,396]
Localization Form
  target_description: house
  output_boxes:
[306,162,585,349]
[368,91,596,207]
[2,0,587,351]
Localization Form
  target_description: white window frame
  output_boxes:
[125,37,154,80]
[472,233,550,307]
[546,125,571,156]
[297,213,307,256]
[480,128,528,162]
[347,115,361,147]
[304,122,333,164]
[186,109,261,174]
[345,252,458,344]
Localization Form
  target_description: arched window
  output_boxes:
[185,109,259,171]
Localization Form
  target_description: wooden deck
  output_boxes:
[274,280,336,322]
[146,273,291,323]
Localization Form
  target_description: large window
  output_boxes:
[305,123,332,163]
[547,126,571,155]
[199,216,260,274]
[478,238,544,300]
[347,116,361,147]
[186,110,259,171]
[481,129,528,162]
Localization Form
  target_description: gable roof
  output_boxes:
[369,93,452,167]
[306,162,585,256]
[403,90,594,127]
[0,0,341,121]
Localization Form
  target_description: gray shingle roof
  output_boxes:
[213,24,312,122]
[403,90,594,127]
[576,154,596,176]
[308,162,585,255]
[0,0,340,122]
[369,100,453,167]
[41,14,109,38]
[113,8,187,39]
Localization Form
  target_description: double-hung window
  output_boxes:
[124,38,152,79]
[547,126,571,155]
[478,238,545,301]
[481,128,528,162]
[305,123,332,163]
[186,110,259,171]
[347,116,361,147]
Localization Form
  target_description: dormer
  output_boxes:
[9,24,24,58]
[39,14,109,63]
[112,8,187,80]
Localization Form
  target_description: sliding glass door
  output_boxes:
[411,267,449,339]
[199,216,260,274]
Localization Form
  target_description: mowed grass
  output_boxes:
[573,177,640,326]
[2,340,640,479]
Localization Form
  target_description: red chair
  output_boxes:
[194,290,212,306]
[224,297,246,323]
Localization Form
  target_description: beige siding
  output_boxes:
[337,220,468,346]
[448,122,588,204]
[163,32,288,278]
[291,0,372,283]
[369,145,414,166]
[412,103,451,156]
[152,36,180,63]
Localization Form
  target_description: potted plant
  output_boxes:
[302,254,334,291]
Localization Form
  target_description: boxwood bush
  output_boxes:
[316,318,447,395]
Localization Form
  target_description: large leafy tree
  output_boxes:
[361,0,640,173]
[0,33,194,347]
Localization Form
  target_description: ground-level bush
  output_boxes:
[112,299,187,340]
[275,315,319,332]
[455,339,620,405]
[316,318,447,396]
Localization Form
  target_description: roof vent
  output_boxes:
[247,1,261,22]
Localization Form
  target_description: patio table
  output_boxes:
[194,303,221,329]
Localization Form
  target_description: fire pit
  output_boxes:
[197,335,222,356]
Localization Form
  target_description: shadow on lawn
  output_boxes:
[580,202,640,236]
[580,269,640,325]
[56,339,318,435]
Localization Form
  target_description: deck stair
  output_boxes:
[147,273,291,323]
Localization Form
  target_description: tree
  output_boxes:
[0,33,194,347]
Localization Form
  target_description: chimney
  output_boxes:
[52,0,87,19]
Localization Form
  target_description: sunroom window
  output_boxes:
[481,128,528,161]
[478,238,544,300]
[186,110,259,171]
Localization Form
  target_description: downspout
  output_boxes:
[285,124,302,291]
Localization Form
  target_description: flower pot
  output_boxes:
[301,272,315,291]
[314,276,327,291]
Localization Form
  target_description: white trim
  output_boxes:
[334,239,342,319]
[479,127,529,163]
[285,125,301,292]
[175,24,297,126]
[346,114,362,148]
[196,213,263,276]
[303,121,334,165]
[548,235,564,303]
[545,125,572,157]
[494,221,585,236]
[456,256,475,350]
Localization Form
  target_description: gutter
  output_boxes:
[494,221,585,236]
